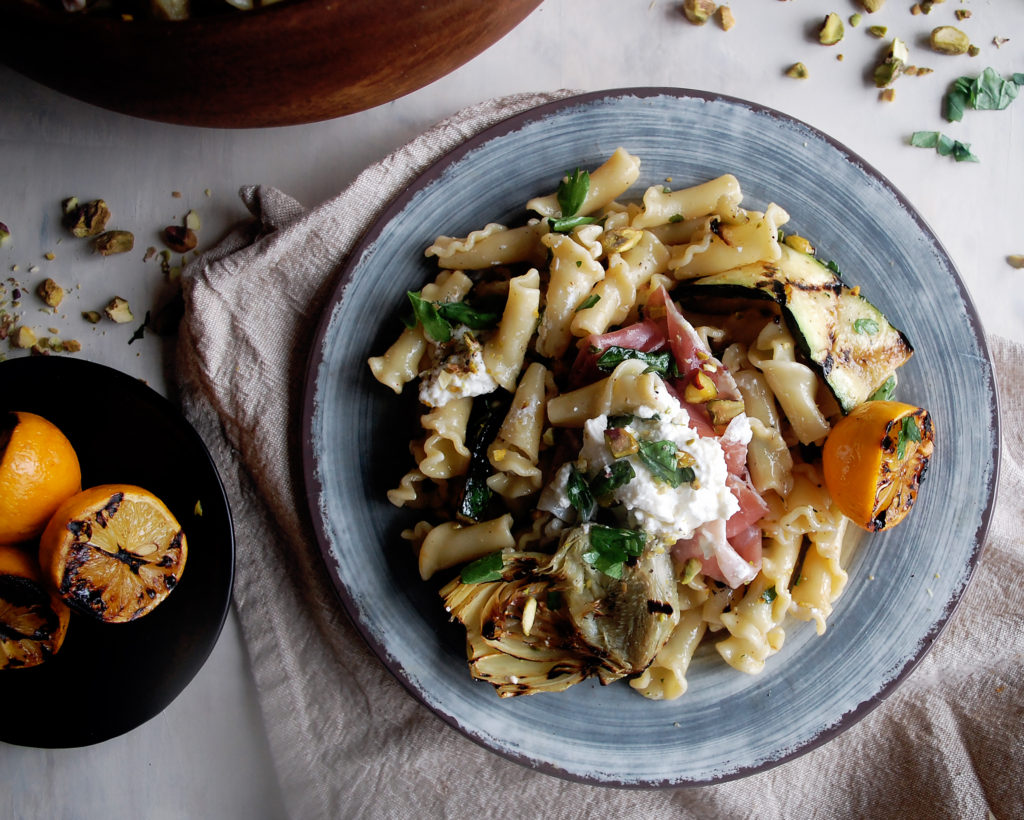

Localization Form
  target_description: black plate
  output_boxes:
[0,356,234,748]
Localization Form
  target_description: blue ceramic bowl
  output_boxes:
[302,89,999,786]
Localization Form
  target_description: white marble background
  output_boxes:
[2,1,1021,817]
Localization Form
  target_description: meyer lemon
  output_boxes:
[823,400,934,532]
[0,411,82,544]
[39,484,188,623]
[0,544,71,669]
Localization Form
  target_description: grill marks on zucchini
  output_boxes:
[684,245,913,412]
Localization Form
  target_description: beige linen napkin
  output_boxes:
[177,92,1023,819]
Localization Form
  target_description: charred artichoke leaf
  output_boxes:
[547,526,680,677]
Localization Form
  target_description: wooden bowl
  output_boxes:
[3,0,542,128]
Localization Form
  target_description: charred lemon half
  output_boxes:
[0,544,71,669]
[39,485,187,623]
[823,400,934,533]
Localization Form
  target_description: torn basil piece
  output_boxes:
[637,440,695,488]
[461,550,504,584]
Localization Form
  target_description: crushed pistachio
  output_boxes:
[172,191,182,198]
[65,199,111,237]
[819,12,844,45]
[930,26,970,55]
[786,62,809,79]
[184,209,201,231]
[37,278,64,308]
[681,0,716,25]
[63,339,82,353]
[880,88,896,102]
[61,196,79,216]
[0,222,9,247]
[82,310,103,323]
[993,37,1009,49]
[94,230,135,256]
[868,25,887,38]
[955,9,970,20]
[204,188,212,197]
[11,325,36,349]
[861,0,884,11]
[849,13,862,27]
[1007,255,1024,269]
[718,5,734,31]
[163,225,197,253]
[874,38,909,87]
[968,45,980,57]
[143,246,157,262]
[103,296,134,323]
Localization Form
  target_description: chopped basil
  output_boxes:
[761,585,778,604]
[945,67,1024,123]
[548,214,599,233]
[589,459,636,500]
[459,475,493,521]
[576,293,600,312]
[556,168,589,219]
[853,317,880,335]
[910,131,980,163]
[606,413,635,429]
[583,524,647,579]
[436,300,500,331]
[461,550,504,584]
[825,259,842,277]
[896,415,922,459]
[637,440,695,488]
[869,374,897,402]
[567,465,597,522]
[596,345,677,376]
[407,290,451,342]
[669,214,685,223]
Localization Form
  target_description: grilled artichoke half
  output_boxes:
[441,529,680,697]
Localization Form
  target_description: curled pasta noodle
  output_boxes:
[631,174,743,229]
[527,147,641,217]
[387,468,440,509]
[417,397,473,480]
[667,204,789,279]
[536,232,606,358]
[425,221,548,269]
[483,268,541,391]
[547,359,672,426]
[631,586,708,700]
[791,511,850,634]
[571,230,669,337]
[486,363,549,499]
[418,514,515,581]
[368,270,474,393]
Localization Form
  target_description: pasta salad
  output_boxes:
[368,149,933,700]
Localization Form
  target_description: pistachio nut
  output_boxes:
[163,225,197,253]
[682,0,716,25]
[930,26,970,55]
[819,13,844,45]
[94,230,135,256]
[66,199,112,237]
[37,278,64,308]
[104,296,134,324]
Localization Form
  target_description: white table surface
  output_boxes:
[2,1,1021,817]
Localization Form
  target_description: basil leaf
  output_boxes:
[589,459,636,500]
[436,300,500,330]
[557,168,589,218]
[583,524,647,579]
[825,259,842,277]
[969,66,1021,111]
[590,524,646,557]
[944,77,972,122]
[606,413,634,429]
[896,415,922,460]
[576,294,600,312]
[637,440,694,488]
[869,374,897,402]
[548,215,599,234]
[461,550,504,584]
[910,131,980,163]
[761,585,778,604]
[407,290,451,342]
[596,345,675,376]
[854,317,879,335]
[567,465,596,522]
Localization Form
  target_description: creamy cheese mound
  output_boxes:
[578,408,738,544]
[418,326,498,408]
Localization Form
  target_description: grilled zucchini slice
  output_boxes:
[683,245,913,412]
